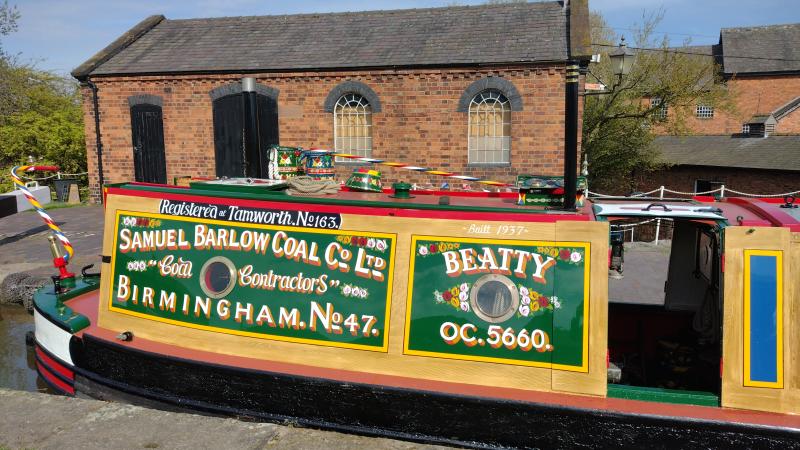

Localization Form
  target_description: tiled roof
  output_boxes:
[81,2,569,76]
[720,23,800,74]
[655,135,800,171]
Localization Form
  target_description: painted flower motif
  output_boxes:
[342,285,352,296]
[367,238,376,249]
[458,291,468,302]
[570,251,582,263]
[376,240,387,252]
[450,297,460,308]
[360,289,368,299]
[434,291,444,302]
[419,246,429,256]
[443,290,452,301]
[450,287,459,297]
[519,286,529,296]
[460,301,470,312]
[519,304,530,317]
[343,236,352,245]
[438,243,447,252]
[551,296,561,309]
[521,295,531,306]
[539,296,550,308]
[559,249,571,261]
[429,244,437,253]
[460,283,469,293]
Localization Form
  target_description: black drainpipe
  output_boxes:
[86,79,105,201]
[563,63,580,211]
[241,77,262,178]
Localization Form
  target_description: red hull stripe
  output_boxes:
[37,362,75,395]
[35,346,74,381]
[106,186,588,223]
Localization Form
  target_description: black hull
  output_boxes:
[64,335,800,449]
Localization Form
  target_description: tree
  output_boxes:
[582,10,735,193]
[0,2,86,194]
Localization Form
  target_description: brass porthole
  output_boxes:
[469,274,519,323]
[199,256,236,299]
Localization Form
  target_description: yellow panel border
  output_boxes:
[107,210,397,353]
[743,249,783,389]
[403,234,590,372]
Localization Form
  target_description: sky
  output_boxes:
[2,0,800,76]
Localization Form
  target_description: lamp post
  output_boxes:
[608,36,636,82]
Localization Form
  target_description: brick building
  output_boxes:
[72,2,591,202]
[641,23,800,196]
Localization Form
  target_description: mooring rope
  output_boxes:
[10,165,74,262]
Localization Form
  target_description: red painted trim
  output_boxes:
[692,195,717,203]
[37,361,75,395]
[727,197,800,231]
[36,346,74,381]
[106,186,589,223]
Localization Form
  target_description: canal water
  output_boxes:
[0,305,51,392]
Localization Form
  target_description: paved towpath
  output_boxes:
[0,205,104,282]
[0,388,446,450]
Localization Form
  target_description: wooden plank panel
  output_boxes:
[551,220,608,397]
[722,226,794,413]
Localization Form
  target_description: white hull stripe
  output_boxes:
[34,310,74,366]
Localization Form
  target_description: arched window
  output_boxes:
[468,89,511,163]
[334,93,372,160]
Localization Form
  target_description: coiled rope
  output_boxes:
[10,165,74,262]
[286,176,341,196]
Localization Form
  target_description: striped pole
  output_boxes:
[309,150,513,187]
[10,165,74,263]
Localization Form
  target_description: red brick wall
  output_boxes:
[653,74,800,135]
[81,64,579,202]
[633,165,799,197]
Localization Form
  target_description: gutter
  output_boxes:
[86,79,105,200]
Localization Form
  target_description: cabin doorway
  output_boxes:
[596,202,724,406]
[212,92,279,178]
[130,103,167,184]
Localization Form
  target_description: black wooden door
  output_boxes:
[213,93,279,178]
[130,104,167,184]
[213,94,245,178]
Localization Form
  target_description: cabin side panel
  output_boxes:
[97,192,614,398]
[722,226,796,413]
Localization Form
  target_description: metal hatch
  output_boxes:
[592,202,727,221]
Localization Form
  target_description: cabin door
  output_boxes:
[212,93,279,178]
[130,104,167,184]
[721,226,796,414]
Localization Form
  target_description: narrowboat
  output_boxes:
[25,164,800,448]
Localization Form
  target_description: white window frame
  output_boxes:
[468,89,511,164]
[651,97,668,120]
[334,93,372,161]
[695,105,714,119]
[741,123,750,135]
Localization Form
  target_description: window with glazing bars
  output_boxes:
[651,97,668,120]
[334,93,372,161]
[468,90,511,163]
[695,105,714,119]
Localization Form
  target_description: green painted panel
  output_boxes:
[607,384,719,407]
[404,236,589,371]
[109,211,396,351]
[33,277,100,333]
